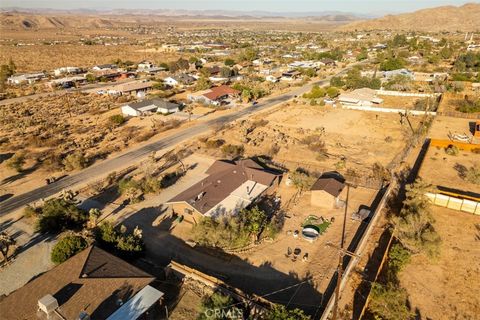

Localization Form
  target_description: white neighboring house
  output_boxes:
[338,88,384,106]
[92,64,117,71]
[266,75,279,83]
[163,77,179,86]
[137,61,154,70]
[7,72,46,85]
[54,67,82,77]
[121,99,180,117]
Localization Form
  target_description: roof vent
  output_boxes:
[217,180,221,184]
[38,294,58,315]
[195,191,206,201]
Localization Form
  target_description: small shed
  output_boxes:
[310,172,346,208]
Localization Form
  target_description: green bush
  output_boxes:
[368,283,413,320]
[380,57,405,71]
[303,85,326,99]
[63,152,87,171]
[109,114,126,126]
[51,235,88,264]
[263,304,311,320]
[95,222,145,260]
[35,198,87,234]
[326,86,339,98]
[388,243,411,272]
[192,206,279,249]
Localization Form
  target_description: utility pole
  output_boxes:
[331,183,359,320]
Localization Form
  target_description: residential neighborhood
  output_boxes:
[0,1,479,320]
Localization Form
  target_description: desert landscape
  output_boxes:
[0,1,479,320]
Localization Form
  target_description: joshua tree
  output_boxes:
[0,232,16,262]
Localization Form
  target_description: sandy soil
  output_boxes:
[418,146,480,192]
[377,95,422,109]
[429,115,478,141]
[399,206,480,320]
[204,104,418,178]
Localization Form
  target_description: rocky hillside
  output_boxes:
[0,12,116,30]
[339,3,480,32]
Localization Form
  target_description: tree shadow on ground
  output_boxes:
[0,193,14,203]
[0,161,42,186]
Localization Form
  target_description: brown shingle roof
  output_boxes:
[311,172,345,197]
[202,85,240,101]
[0,246,154,320]
[167,159,280,214]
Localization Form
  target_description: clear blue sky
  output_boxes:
[1,0,477,14]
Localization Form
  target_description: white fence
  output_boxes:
[340,104,437,116]
[426,192,480,215]
[376,90,438,98]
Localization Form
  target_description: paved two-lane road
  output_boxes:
[0,65,357,216]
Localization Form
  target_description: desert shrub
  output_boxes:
[35,198,88,234]
[62,152,87,171]
[368,283,413,320]
[392,179,441,257]
[95,222,144,260]
[197,292,242,320]
[380,57,405,71]
[109,114,126,126]
[221,144,245,159]
[140,176,162,193]
[159,119,181,132]
[205,139,225,149]
[263,304,311,320]
[303,85,326,99]
[23,205,39,218]
[330,76,345,87]
[384,136,393,143]
[464,165,480,185]
[134,131,156,142]
[326,86,339,98]
[251,119,269,128]
[371,162,390,181]
[387,243,411,273]
[5,153,25,172]
[160,171,184,188]
[444,144,459,156]
[267,144,280,157]
[456,98,480,113]
[118,178,143,203]
[192,206,276,249]
[51,234,88,264]
[289,169,316,191]
[300,135,328,155]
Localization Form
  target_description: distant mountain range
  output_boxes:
[340,3,480,32]
[1,3,480,32]
[0,7,376,19]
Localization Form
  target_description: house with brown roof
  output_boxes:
[166,159,281,223]
[310,172,346,209]
[188,85,240,106]
[0,246,163,320]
